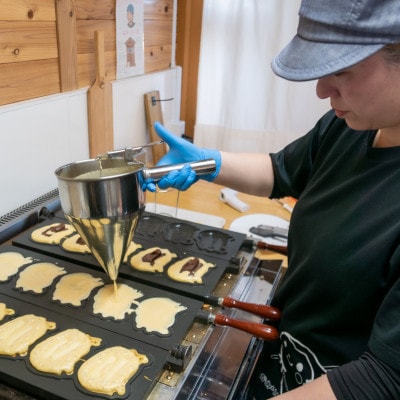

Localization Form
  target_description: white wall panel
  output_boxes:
[0,68,182,216]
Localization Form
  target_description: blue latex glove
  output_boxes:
[143,122,221,191]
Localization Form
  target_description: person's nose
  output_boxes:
[316,76,339,99]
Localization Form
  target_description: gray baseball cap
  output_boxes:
[272,0,400,81]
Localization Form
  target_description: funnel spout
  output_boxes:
[66,213,141,281]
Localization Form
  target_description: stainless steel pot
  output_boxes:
[55,157,216,218]
[54,157,216,281]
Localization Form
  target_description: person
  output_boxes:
[127,4,135,28]
[143,0,400,398]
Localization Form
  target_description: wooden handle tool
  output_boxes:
[205,295,281,321]
[196,310,279,341]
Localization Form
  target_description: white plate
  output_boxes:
[145,203,226,228]
[229,214,289,245]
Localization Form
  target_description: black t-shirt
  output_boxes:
[249,110,400,398]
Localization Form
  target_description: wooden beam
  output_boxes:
[176,0,203,139]
[87,30,114,157]
[55,0,78,91]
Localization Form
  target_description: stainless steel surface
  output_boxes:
[104,140,165,161]
[142,159,216,181]
[148,254,282,400]
[250,224,289,239]
[54,157,216,281]
[55,158,145,281]
[55,158,145,218]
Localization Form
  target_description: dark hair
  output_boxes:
[382,43,400,64]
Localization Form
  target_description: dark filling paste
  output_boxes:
[180,258,203,276]
[76,237,86,245]
[42,223,67,237]
[142,249,165,266]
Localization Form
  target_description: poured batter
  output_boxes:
[77,346,148,396]
[129,246,177,273]
[0,303,14,321]
[30,328,101,375]
[16,262,66,293]
[52,272,104,306]
[0,314,56,357]
[60,233,91,254]
[0,251,32,281]
[122,240,143,263]
[134,297,187,335]
[31,222,75,244]
[92,283,143,320]
[167,257,216,284]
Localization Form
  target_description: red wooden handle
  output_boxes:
[213,314,279,341]
[222,297,281,321]
[256,241,288,254]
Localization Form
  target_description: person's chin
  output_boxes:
[343,118,371,131]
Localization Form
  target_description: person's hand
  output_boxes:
[143,122,221,191]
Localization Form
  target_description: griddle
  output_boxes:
[12,212,246,300]
[0,294,167,400]
[0,245,203,351]
[1,196,283,400]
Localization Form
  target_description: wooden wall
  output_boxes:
[0,0,173,106]
[176,0,202,139]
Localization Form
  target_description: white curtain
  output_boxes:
[194,0,329,153]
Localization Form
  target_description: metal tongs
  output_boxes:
[249,224,289,239]
[99,140,165,162]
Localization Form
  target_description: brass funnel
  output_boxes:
[55,158,145,282]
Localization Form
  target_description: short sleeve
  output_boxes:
[270,110,338,199]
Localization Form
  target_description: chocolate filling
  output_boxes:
[76,237,86,245]
[142,249,165,266]
[42,223,67,237]
[180,258,203,276]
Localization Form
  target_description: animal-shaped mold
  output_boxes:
[136,215,165,237]
[195,230,233,254]
[163,222,198,244]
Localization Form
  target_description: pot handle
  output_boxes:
[142,159,216,181]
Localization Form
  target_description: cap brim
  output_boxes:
[271,35,384,82]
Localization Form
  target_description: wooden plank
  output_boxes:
[76,19,115,87]
[76,19,115,54]
[77,50,116,88]
[144,0,174,20]
[75,0,174,21]
[0,0,175,107]
[0,21,57,64]
[144,91,168,164]
[75,0,115,20]
[176,0,203,138]
[55,0,78,91]
[87,30,114,157]
[0,0,56,21]
[0,58,60,105]
[144,44,171,72]
[144,19,172,46]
